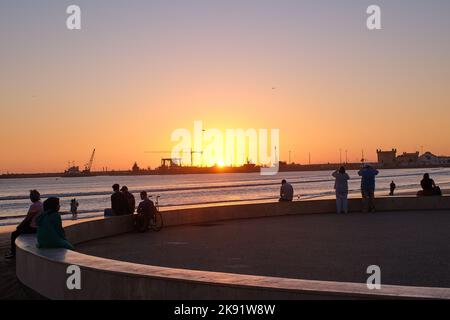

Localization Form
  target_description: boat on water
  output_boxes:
[62,165,96,177]
[62,149,96,177]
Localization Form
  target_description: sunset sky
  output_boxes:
[1,0,450,173]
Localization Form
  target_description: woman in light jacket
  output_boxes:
[332,167,350,214]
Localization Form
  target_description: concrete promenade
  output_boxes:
[78,210,450,288]
[12,197,450,299]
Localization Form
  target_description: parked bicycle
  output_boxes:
[149,195,163,231]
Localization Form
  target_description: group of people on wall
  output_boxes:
[104,183,157,232]
[5,183,158,259]
[4,168,444,259]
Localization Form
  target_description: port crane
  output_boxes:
[83,148,96,173]
[145,149,203,167]
[189,149,203,167]
[145,151,183,168]
[63,148,96,177]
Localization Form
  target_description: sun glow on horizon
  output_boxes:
[217,159,225,167]
[1,1,450,173]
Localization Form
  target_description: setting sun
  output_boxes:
[217,159,225,167]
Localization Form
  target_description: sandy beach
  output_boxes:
[0,225,41,299]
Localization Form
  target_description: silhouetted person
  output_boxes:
[5,190,43,259]
[105,184,128,216]
[121,185,136,215]
[70,198,79,220]
[36,197,74,250]
[332,167,350,214]
[420,173,442,196]
[358,165,379,213]
[135,191,156,232]
[279,179,294,202]
[389,181,396,196]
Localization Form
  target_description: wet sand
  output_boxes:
[0,226,42,299]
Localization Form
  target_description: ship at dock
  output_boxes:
[154,162,261,175]
[62,149,96,177]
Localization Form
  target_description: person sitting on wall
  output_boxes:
[104,184,128,216]
[121,185,136,215]
[279,179,294,202]
[5,190,43,259]
[135,191,156,232]
[36,197,74,250]
[418,173,442,196]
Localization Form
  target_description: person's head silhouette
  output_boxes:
[43,197,60,212]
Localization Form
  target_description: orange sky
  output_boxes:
[1,1,450,173]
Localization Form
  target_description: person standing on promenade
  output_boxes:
[121,186,136,215]
[332,167,350,214]
[37,197,74,250]
[358,165,379,213]
[279,179,294,202]
[389,181,396,196]
[5,190,43,259]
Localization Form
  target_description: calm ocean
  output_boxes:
[1,168,449,225]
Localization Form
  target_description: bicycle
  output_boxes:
[148,195,163,231]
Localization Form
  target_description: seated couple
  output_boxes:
[5,194,73,259]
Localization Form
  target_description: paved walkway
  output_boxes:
[77,211,450,288]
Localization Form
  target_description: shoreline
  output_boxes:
[1,189,449,227]
[2,164,450,180]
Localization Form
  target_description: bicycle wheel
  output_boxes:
[150,212,163,231]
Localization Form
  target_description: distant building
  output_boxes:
[419,152,450,165]
[377,149,397,166]
[377,149,428,167]
[396,152,419,166]
[132,162,140,172]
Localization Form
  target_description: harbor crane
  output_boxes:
[83,148,96,173]
[145,149,203,167]
[63,148,96,177]
[145,151,183,168]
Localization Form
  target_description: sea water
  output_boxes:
[1,168,449,225]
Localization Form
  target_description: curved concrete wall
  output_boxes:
[16,197,450,300]
[159,196,450,227]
